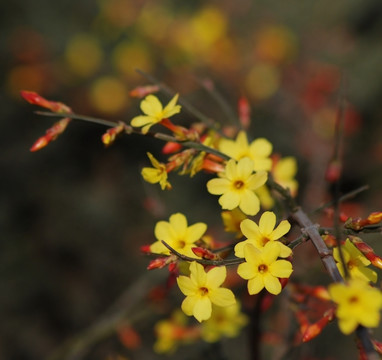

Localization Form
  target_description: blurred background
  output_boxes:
[2,0,382,359]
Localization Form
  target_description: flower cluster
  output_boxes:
[22,88,382,357]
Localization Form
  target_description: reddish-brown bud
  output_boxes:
[129,85,159,98]
[302,308,335,342]
[21,90,72,113]
[140,245,152,254]
[191,247,219,260]
[325,160,342,183]
[238,96,251,129]
[162,141,183,154]
[30,117,71,151]
[102,123,125,146]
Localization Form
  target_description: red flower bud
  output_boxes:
[129,85,159,98]
[238,96,251,130]
[325,160,341,183]
[21,90,71,113]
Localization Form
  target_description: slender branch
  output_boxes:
[312,184,370,214]
[197,77,238,125]
[161,241,244,266]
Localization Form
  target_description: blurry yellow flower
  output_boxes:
[329,279,382,334]
[65,33,103,78]
[154,310,198,354]
[237,242,293,295]
[218,131,273,171]
[177,262,236,322]
[88,76,128,115]
[131,94,181,134]
[273,156,298,196]
[150,213,207,257]
[221,208,247,238]
[333,238,377,283]
[234,211,291,258]
[207,158,267,216]
[141,152,171,190]
[201,302,248,342]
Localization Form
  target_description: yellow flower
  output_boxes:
[207,158,267,216]
[237,242,293,295]
[154,310,198,354]
[273,156,298,196]
[131,93,181,134]
[177,262,236,322]
[141,152,171,190]
[218,131,273,171]
[201,302,248,342]
[150,213,207,257]
[329,279,382,334]
[333,238,377,283]
[234,211,291,258]
[221,208,247,238]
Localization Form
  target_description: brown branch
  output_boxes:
[161,241,244,266]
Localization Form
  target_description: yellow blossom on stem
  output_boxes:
[329,279,382,334]
[177,262,236,322]
[141,152,171,190]
[237,242,293,295]
[234,211,291,258]
[218,131,273,171]
[201,302,248,342]
[207,157,267,216]
[150,213,207,257]
[221,208,247,238]
[131,93,181,134]
[333,238,377,283]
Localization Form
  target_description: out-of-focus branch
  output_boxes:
[47,270,167,360]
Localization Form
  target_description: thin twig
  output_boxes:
[312,184,370,214]
[161,241,244,266]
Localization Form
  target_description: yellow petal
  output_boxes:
[169,213,187,236]
[247,171,268,190]
[259,211,276,236]
[177,275,197,296]
[162,93,181,118]
[154,221,175,242]
[181,295,198,316]
[224,159,237,180]
[249,138,273,158]
[247,275,264,294]
[219,191,240,210]
[240,219,262,241]
[206,266,226,289]
[269,259,293,278]
[193,297,212,322]
[269,219,291,240]
[190,262,207,286]
[186,222,207,243]
[338,317,358,334]
[209,288,236,307]
[237,262,257,280]
[263,273,282,295]
[131,115,153,127]
[207,178,230,195]
[141,95,163,116]
[239,190,260,216]
[236,157,254,179]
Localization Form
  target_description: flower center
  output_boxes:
[260,236,270,246]
[347,260,355,270]
[258,264,268,273]
[234,180,245,189]
[199,287,209,296]
[176,240,186,249]
[348,295,359,304]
